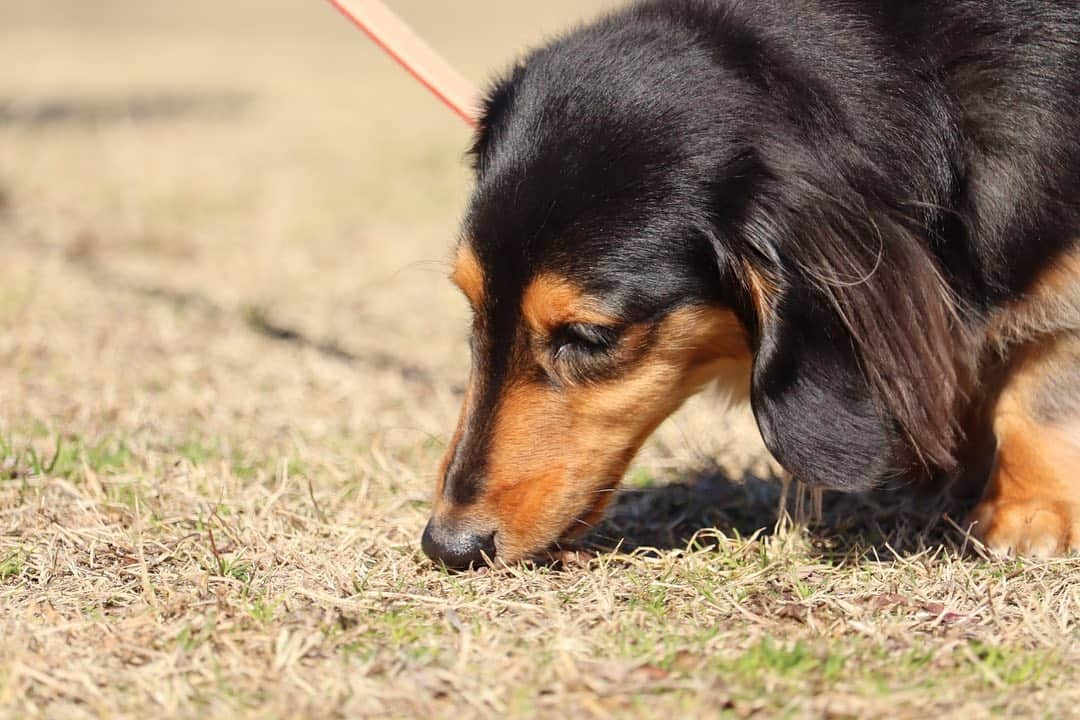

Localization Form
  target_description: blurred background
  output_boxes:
[0,0,617,441]
[0,0,766,475]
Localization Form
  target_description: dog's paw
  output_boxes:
[966,499,1080,558]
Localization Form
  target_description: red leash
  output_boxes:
[328,0,480,128]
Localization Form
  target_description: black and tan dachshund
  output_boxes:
[421,0,1080,568]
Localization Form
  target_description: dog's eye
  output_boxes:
[551,323,618,362]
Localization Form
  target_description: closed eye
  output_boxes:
[551,323,620,362]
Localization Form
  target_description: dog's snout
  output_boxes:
[421,518,496,569]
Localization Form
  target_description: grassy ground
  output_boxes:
[2,2,1078,718]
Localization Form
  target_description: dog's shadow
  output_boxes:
[580,466,977,560]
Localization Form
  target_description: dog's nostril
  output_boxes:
[421,519,496,569]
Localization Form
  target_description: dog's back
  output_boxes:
[631,0,1080,305]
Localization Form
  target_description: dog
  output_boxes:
[420,0,1080,568]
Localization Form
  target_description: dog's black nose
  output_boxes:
[421,519,496,569]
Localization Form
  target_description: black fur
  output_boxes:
[461,0,1080,491]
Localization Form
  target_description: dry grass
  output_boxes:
[2,2,1079,718]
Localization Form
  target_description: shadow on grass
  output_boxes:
[240,305,436,386]
[0,92,251,128]
[580,466,980,561]
[61,247,439,389]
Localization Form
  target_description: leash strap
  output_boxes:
[328,0,481,127]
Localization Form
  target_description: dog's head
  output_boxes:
[423,8,964,568]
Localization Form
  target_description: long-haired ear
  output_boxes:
[750,282,909,487]
[742,194,967,488]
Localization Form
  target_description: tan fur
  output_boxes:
[742,261,778,324]
[968,334,1080,556]
[967,247,1080,556]
[450,243,485,307]
[988,247,1080,351]
[520,273,620,330]
[435,272,754,562]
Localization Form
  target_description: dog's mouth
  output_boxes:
[450,505,606,569]
[497,525,588,567]
[535,486,621,561]
[458,478,623,567]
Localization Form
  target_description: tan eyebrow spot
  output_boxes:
[451,243,485,307]
[521,273,618,331]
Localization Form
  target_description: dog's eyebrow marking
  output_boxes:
[451,243,485,307]
[521,273,618,331]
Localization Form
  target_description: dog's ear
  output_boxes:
[738,198,965,489]
[750,281,909,488]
